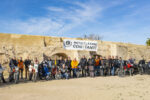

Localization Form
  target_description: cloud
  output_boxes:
[51,1,103,34]
[1,0,149,45]
[0,18,63,36]
[0,0,103,36]
[47,7,65,12]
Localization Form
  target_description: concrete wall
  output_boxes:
[0,33,150,67]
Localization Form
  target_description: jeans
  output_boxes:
[61,73,69,79]
[19,68,23,79]
[89,66,94,77]
[72,68,77,78]
[100,66,104,76]
[81,67,85,77]
[111,67,115,76]
[129,68,134,76]
[107,67,111,76]
[94,66,100,76]
[25,67,29,79]
[68,69,72,78]
[29,72,33,81]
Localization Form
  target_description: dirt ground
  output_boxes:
[0,75,150,100]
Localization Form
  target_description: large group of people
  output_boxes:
[0,55,150,84]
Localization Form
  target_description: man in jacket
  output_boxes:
[24,57,31,79]
[114,56,120,75]
[79,56,87,77]
[88,56,95,77]
[107,56,112,76]
[58,56,65,68]
[111,56,115,76]
[102,57,107,76]
[64,57,72,78]
[71,58,79,78]
[47,57,53,72]
[9,57,18,70]
[99,56,104,76]
[18,57,24,79]
[139,58,146,74]
[95,56,100,76]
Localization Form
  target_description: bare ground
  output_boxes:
[0,75,150,100]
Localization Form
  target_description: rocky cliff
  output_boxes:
[0,33,150,67]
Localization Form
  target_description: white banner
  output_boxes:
[63,39,98,51]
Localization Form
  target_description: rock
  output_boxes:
[0,33,150,68]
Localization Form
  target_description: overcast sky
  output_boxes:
[0,0,150,45]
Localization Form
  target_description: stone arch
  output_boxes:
[51,53,68,59]
[49,49,74,59]
[89,51,102,57]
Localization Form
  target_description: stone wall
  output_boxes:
[0,33,150,68]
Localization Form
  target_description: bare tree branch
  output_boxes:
[82,34,103,40]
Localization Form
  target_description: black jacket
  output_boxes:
[9,59,18,67]
[80,58,87,67]
[57,60,65,67]
[139,60,145,65]
[65,60,72,69]
[114,59,120,68]
[87,58,95,66]
[24,59,31,68]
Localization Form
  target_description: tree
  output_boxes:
[146,38,150,46]
[83,34,103,40]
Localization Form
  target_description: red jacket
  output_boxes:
[127,64,132,68]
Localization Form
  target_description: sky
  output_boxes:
[0,0,150,45]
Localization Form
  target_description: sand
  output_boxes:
[0,75,150,100]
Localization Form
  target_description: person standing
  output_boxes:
[94,56,100,76]
[88,56,95,77]
[79,56,87,77]
[66,57,72,78]
[52,57,58,79]
[28,62,34,81]
[9,57,18,70]
[118,57,124,77]
[33,57,39,82]
[9,57,18,82]
[47,57,53,72]
[114,56,120,76]
[138,58,146,74]
[71,58,79,78]
[18,57,24,79]
[99,56,104,76]
[111,56,115,76]
[102,57,107,76]
[9,58,14,70]
[58,56,65,68]
[107,56,112,76]
[24,57,31,79]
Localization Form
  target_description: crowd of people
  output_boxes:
[0,55,150,84]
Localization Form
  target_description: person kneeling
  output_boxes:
[61,64,69,79]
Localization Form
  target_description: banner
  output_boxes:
[63,39,98,51]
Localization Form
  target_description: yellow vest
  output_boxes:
[55,60,57,66]
[71,60,79,69]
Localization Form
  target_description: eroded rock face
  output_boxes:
[0,33,150,68]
